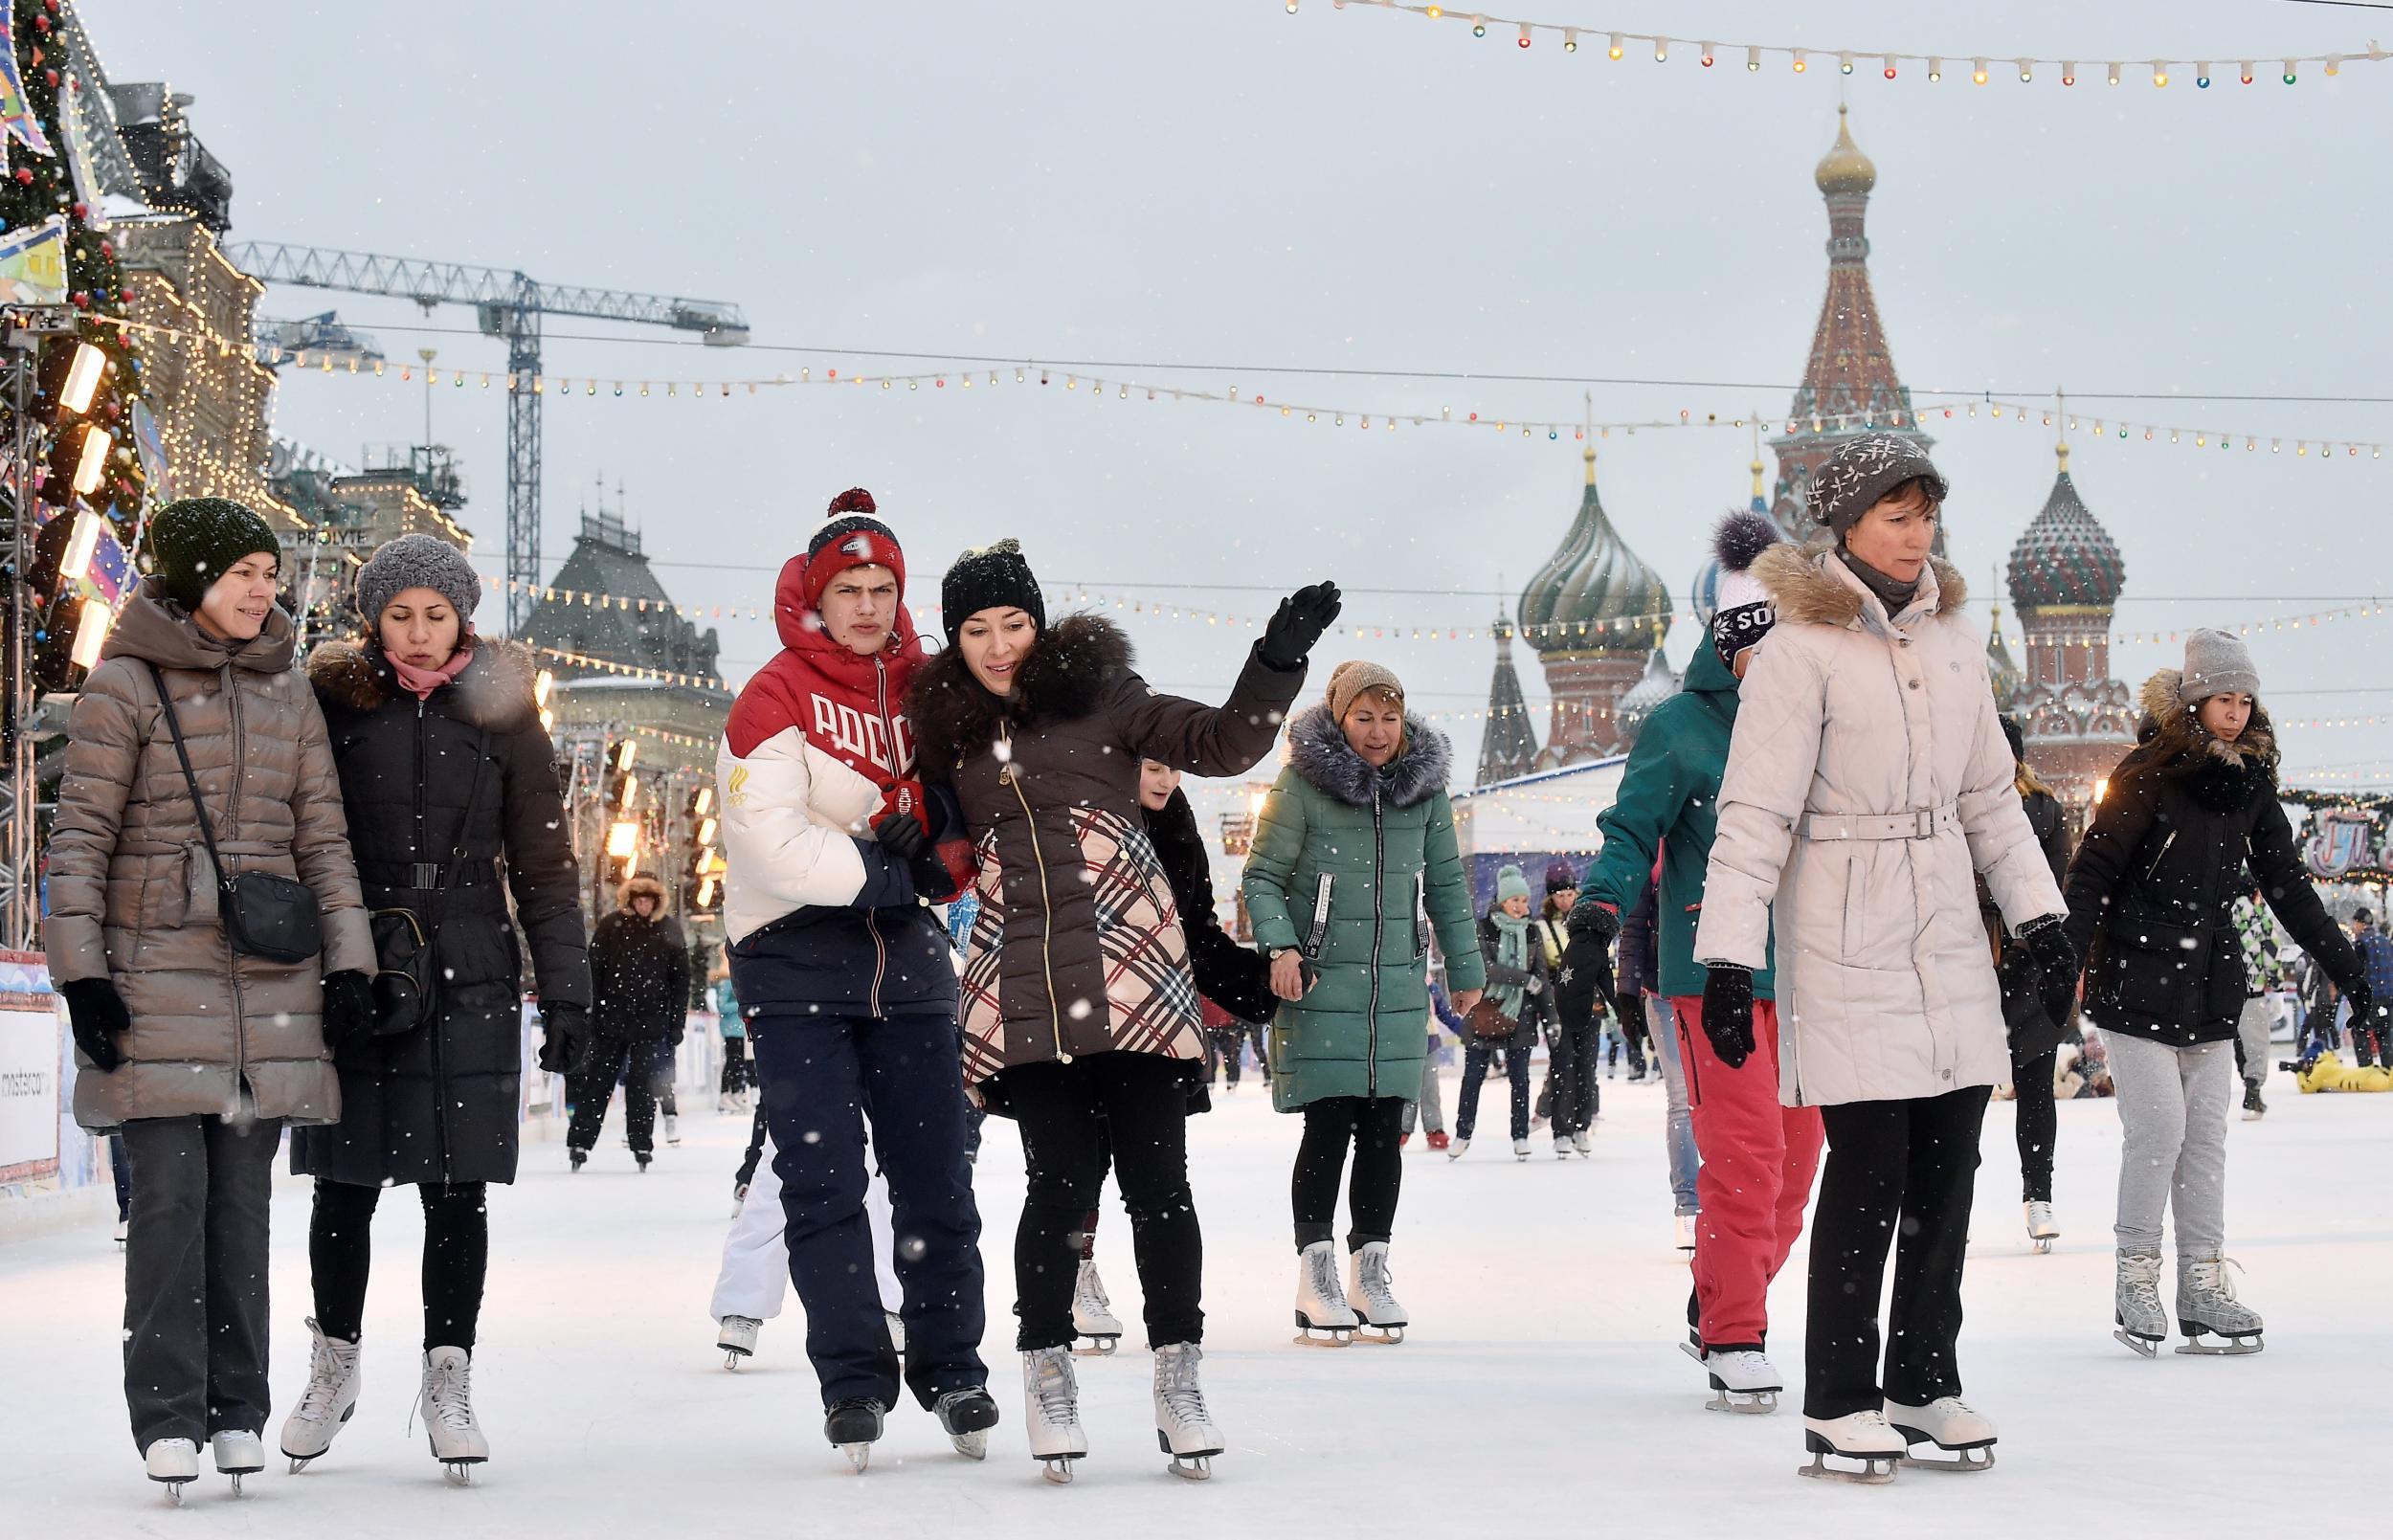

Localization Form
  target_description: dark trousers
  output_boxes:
[2352,1016,2389,1070]
[1804,1085,1991,1419]
[720,1035,750,1095]
[1002,1053,1202,1351]
[1547,1016,1599,1135]
[1291,1095,1406,1251]
[2013,1048,2058,1204]
[308,1179,490,1351]
[749,1010,987,1411]
[1207,1028,1246,1085]
[107,1131,130,1222]
[566,1033,657,1154]
[118,1114,284,1450]
[1456,1034,1532,1142]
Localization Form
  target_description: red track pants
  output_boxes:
[1668,996,1824,1352]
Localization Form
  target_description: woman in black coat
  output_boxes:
[285,536,591,1475]
[1981,717,2074,1248]
[2064,636,2370,1353]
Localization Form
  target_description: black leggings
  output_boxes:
[2012,1047,2058,1204]
[1002,1054,1201,1351]
[1291,1096,1406,1252]
[309,1179,490,1351]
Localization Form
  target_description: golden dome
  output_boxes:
[1814,102,1876,195]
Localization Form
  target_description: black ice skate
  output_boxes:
[824,1397,884,1473]
[933,1387,1001,1461]
[1800,1411,1905,1484]
[1885,1396,1998,1472]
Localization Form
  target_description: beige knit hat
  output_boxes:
[1326,659,1405,721]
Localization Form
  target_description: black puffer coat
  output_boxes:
[2065,671,2362,1048]
[300,639,591,1187]
[1145,785,1275,1026]
[591,878,692,1043]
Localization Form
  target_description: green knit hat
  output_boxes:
[1495,864,1532,906]
[147,498,280,609]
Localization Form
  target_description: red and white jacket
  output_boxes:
[718,559,954,1018]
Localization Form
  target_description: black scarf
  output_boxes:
[1837,548,1921,615]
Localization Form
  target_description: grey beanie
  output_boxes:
[1810,433,1949,538]
[2181,628,2259,704]
[357,534,481,628]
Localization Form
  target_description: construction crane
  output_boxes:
[222,243,749,633]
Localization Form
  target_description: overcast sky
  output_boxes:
[93,0,2393,812]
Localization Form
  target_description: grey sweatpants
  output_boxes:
[118,1113,284,1450]
[1400,1038,1445,1135]
[2105,1033,2233,1254]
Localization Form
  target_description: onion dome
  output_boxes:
[1814,102,1876,196]
[1519,446,1673,658]
[1613,648,1681,748]
[2007,441,2126,611]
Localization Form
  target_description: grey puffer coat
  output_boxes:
[46,581,373,1129]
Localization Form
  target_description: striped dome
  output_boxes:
[2008,446,2125,610]
[1518,447,1673,658]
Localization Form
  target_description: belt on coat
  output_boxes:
[1800,803,1960,841]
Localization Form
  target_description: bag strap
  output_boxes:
[145,662,233,889]
[433,742,491,893]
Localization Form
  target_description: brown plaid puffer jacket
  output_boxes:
[908,614,1302,1089]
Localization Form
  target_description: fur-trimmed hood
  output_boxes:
[1286,702,1452,809]
[2133,667,2279,810]
[907,611,1133,772]
[307,635,543,728]
[1754,539,1968,628]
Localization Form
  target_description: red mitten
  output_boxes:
[878,778,928,829]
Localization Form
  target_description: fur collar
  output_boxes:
[1754,539,1968,628]
[307,636,542,729]
[1286,703,1452,809]
[907,612,1134,772]
[2135,668,2278,811]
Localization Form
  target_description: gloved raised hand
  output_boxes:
[2016,915,2080,1031]
[322,970,376,1050]
[1700,963,1756,1070]
[1258,581,1344,671]
[539,1002,592,1076]
[60,977,130,1073]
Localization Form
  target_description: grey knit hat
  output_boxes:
[1326,658,1404,721]
[1810,434,1949,538]
[2181,628,2259,704]
[357,534,481,628]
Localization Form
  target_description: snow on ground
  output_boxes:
[3,1066,2388,1537]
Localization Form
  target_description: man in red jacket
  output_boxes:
[718,489,995,1469]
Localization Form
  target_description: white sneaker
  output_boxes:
[1152,1342,1223,1479]
[1294,1239,1359,1343]
[1675,1214,1700,1253]
[1022,1345,1087,1482]
[719,1314,761,1369]
[419,1347,489,1476]
[280,1317,363,1467]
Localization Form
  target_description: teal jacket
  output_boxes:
[1242,706,1487,1111]
[1574,641,1777,1000]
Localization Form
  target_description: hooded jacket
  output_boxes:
[1693,545,2065,1108]
[591,876,692,1041]
[46,580,373,1128]
[1241,704,1486,1109]
[2064,671,2363,1047]
[718,550,953,1019]
[1575,638,1777,1001]
[907,614,1302,1088]
[299,637,590,1185]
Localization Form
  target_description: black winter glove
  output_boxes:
[322,970,376,1050]
[1257,581,1344,671]
[2016,915,2080,1032]
[1700,963,1756,1070]
[2349,979,2381,1032]
[60,977,130,1073]
[874,810,928,862]
[1558,902,1621,1021]
[538,1003,592,1076]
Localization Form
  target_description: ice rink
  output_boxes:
[4,1063,2387,1536]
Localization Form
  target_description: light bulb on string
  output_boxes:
[2284,59,2297,83]
[2108,61,2122,85]
[2062,60,2076,85]
[2327,55,2342,77]
[2241,61,2255,84]
[1791,48,1805,73]
[1747,44,1761,71]
[2016,58,2032,82]
[1607,32,1622,59]
[1517,22,1531,47]
[1562,27,1577,52]
[1652,37,1666,62]
[2197,62,2212,87]
[1971,57,1988,84]
[1883,56,1897,78]
[2153,63,2170,87]
[1928,56,1942,80]
[1471,16,1486,39]
[1700,41,1714,67]
[1838,51,1852,75]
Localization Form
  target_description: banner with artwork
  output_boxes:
[0,216,68,305]
[2282,792,2393,887]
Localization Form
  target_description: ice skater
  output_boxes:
[911,538,1329,1480]
[1452,870,1542,1160]
[1241,661,1485,1346]
[713,1109,904,1368]
[1694,438,2073,1482]
[1981,715,2074,1250]
[2063,632,2374,1360]
[566,876,688,1170]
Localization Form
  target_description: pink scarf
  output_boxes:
[391,643,475,701]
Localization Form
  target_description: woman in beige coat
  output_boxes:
[1693,438,2072,1481]
[44,499,374,1497]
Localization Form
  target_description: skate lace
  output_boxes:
[1032,1351,1079,1426]
[294,1324,358,1422]
[1359,1252,1398,1311]
[424,1357,475,1434]
[1307,1247,1350,1309]
[1076,1265,1112,1312]
[1156,1347,1211,1426]
[2118,1250,2164,1289]
[2187,1255,2244,1300]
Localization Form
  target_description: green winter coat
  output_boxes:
[1242,705,1487,1110]
[1575,640,1777,1000]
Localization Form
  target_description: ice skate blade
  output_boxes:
[2113,1328,2160,1359]
[1159,1430,1221,1479]
[2034,1238,2053,1255]
[724,1350,748,1371]
[1800,1452,1898,1484]
[2175,1334,2263,1356]
[1039,1455,1081,1484]
[1072,1335,1121,1356]
[1354,1324,1406,1345]
[159,1481,189,1506]
[950,1431,990,1461]
[1897,1447,1995,1472]
[842,1442,872,1473]
[228,1472,247,1496]
[288,1458,311,1475]
[1292,1328,1354,1347]
[443,1461,479,1486]
[1707,1389,1778,1415]
[1678,1339,1706,1364]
